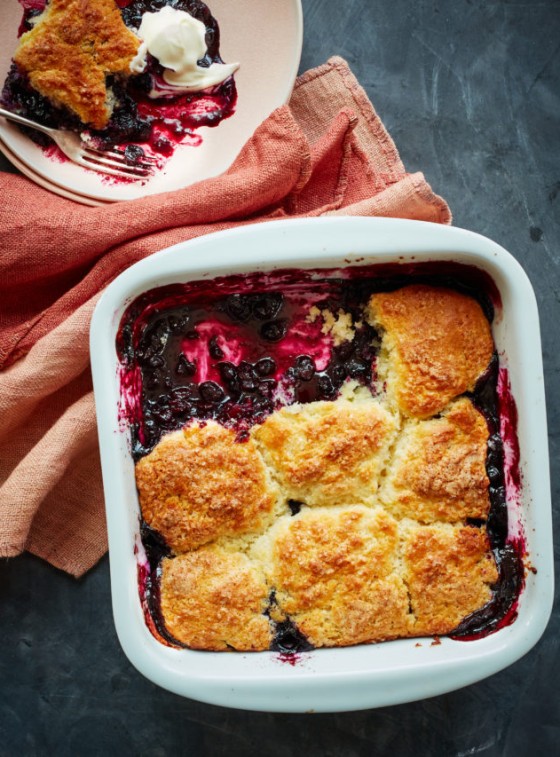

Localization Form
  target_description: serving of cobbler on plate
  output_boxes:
[1,0,239,166]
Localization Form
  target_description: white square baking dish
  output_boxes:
[90,217,553,713]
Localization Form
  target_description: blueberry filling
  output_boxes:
[272,620,314,655]
[287,500,303,516]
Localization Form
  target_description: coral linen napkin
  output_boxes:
[0,57,451,576]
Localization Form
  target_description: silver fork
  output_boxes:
[0,107,156,180]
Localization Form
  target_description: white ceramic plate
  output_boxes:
[90,217,553,713]
[0,0,303,203]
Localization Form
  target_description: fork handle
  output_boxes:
[0,107,54,137]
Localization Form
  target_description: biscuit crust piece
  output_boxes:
[380,398,491,523]
[252,392,398,508]
[402,522,498,636]
[14,0,140,129]
[258,506,413,647]
[367,285,494,418]
[135,422,277,552]
[160,547,272,651]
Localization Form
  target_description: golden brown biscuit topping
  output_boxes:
[160,547,272,651]
[402,522,499,635]
[367,285,494,418]
[380,398,491,523]
[252,387,398,508]
[13,0,140,129]
[135,423,277,553]
[254,506,413,647]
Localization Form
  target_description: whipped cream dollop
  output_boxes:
[130,6,239,97]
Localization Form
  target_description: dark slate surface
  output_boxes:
[0,1,558,755]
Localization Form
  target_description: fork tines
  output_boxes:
[83,146,156,178]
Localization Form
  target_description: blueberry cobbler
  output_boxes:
[117,265,524,652]
[1,0,238,163]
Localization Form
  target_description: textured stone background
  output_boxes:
[1,1,558,754]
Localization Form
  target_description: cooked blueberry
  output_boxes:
[329,364,347,385]
[238,361,256,380]
[272,620,311,653]
[317,374,335,398]
[260,319,288,342]
[148,355,164,368]
[346,359,367,378]
[226,294,252,322]
[294,355,315,381]
[279,632,297,650]
[139,320,168,359]
[255,357,276,376]
[169,308,190,332]
[488,434,503,454]
[168,392,189,414]
[284,366,297,381]
[167,315,180,331]
[240,378,257,392]
[258,379,276,397]
[218,362,238,383]
[235,364,255,391]
[124,144,145,165]
[252,396,273,415]
[146,373,161,390]
[167,312,189,333]
[252,293,284,320]
[288,499,302,516]
[169,386,198,414]
[153,406,172,424]
[176,354,197,375]
[118,323,134,362]
[487,465,502,484]
[209,337,224,359]
[199,381,225,403]
[356,343,375,361]
[335,341,354,361]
